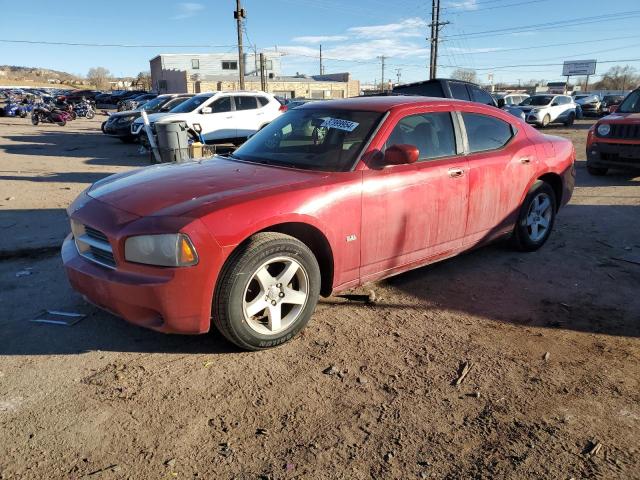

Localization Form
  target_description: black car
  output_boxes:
[64,89,102,104]
[600,95,625,115]
[392,78,498,107]
[117,93,158,111]
[103,94,193,142]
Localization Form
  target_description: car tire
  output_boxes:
[101,121,107,133]
[31,114,39,126]
[564,112,575,127]
[541,114,551,128]
[213,232,321,351]
[587,165,608,176]
[512,180,556,252]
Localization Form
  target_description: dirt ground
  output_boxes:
[0,115,638,480]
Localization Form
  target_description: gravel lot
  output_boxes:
[0,115,639,479]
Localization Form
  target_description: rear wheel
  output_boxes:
[587,165,608,176]
[31,114,39,125]
[512,181,556,252]
[56,120,66,127]
[213,232,321,351]
[564,112,575,127]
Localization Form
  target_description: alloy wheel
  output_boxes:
[242,256,309,335]
[525,192,552,242]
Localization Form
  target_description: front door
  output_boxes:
[200,95,235,142]
[360,110,469,282]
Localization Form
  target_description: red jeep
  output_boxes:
[587,88,640,175]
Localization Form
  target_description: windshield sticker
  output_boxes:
[320,118,360,132]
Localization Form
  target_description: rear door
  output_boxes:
[232,95,260,137]
[360,109,469,281]
[460,110,537,245]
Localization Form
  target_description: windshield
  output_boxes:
[521,95,553,106]
[138,97,165,111]
[617,90,640,113]
[169,95,211,113]
[232,108,384,172]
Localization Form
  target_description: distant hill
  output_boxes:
[0,65,85,86]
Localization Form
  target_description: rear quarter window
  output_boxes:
[449,82,471,101]
[462,112,514,153]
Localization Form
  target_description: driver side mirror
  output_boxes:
[201,106,212,114]
[384,144,419,166]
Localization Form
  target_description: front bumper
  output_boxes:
[61,198,224,334]
[103,121,134,137]
[587,141,640,170]
[525,111,544,124]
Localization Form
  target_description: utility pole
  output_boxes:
[428,0,449,80]
[234,0,246,90]
[396,68,402,85]
[319,44,324,75]
[378,56,386,92]
[259,53,267,91]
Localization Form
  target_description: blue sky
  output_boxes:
[2,0,640,85]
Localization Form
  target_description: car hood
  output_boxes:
[108,109,141,119]
[132,112,184,125]
[86,157,327,217]
[601,112,640,123]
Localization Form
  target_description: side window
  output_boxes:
[257,96,269,107]
[449,82,470,101]
[234,96,258,111]
[385,112,457,162]
[212,96,232,113]
[191,59,200,69]
[462,113,514,153]
[471,86,496,106]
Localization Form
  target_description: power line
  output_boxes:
[441,0,549,12]
[0,39,236,48]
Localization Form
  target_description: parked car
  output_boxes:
[599,95,625,116]
[131,91,286,144]
[392,78,498,107]
[495,93,529,108]
[518,94,577,127]
[586,88,640,175]
[103,94,193,142]
[62,96,575,350]
[117,93,158,112]
[62,89,101,104]
[574,94,601,116]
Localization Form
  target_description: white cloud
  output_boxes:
[347,17,428,39]
[446,0,479,10]
[292,35,349,44]
[172,2,204,20]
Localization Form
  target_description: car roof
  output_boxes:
[298,95,470,112]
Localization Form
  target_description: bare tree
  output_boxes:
[87,67,111,90]
[451,68,477,84]
[135,71,152,91]
[593,65,640,90]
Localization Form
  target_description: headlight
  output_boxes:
[125,234,198,267]
[597,124,611,136]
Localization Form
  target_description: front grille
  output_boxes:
[609,124,640,140]
[71,221,116,269]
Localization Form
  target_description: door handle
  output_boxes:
[448,167,464,178]
[519,157,531,164]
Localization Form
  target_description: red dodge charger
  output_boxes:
[62,96,575,350]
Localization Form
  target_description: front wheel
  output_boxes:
[541,114,551,128]
[86,110,95,119]
[213,232,321,350]
[512,181,556,252]
[31,114,39,125]
[56,120,66,127]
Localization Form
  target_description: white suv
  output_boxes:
[518,94,577,127]
[131,91,285,143]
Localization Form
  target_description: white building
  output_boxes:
[150,52,282,93]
